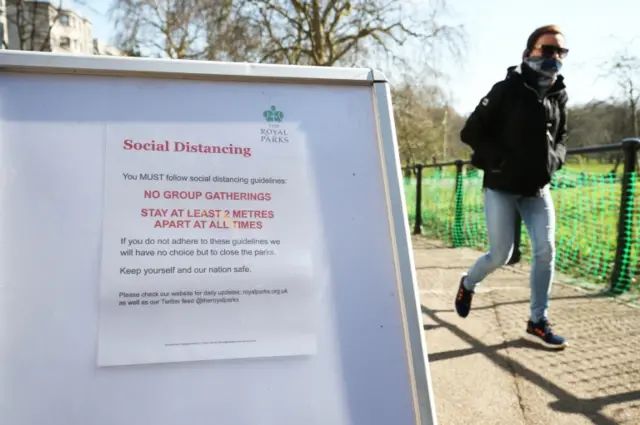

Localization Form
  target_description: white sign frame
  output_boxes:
[0,51,437,425]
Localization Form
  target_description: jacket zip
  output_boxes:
[523,81,562,101]
[522,81,557,195]
[523,82,542,100]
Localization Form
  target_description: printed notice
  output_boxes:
[97,117,318,366]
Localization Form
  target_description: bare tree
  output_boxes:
[109,0,465,72]
[610,53,640,138]
[242,0,465,69]
[600,40,640,171]
[392,75,465,168]
[109,0,261,61]
[4,0,64,51]
[201,0,263,61]
[109,0,208,59]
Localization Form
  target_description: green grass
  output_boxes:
[404,167,639,294]
[565,161,619,174]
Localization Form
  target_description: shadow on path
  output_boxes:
[422,303,640,425]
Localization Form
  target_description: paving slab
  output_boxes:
[413,237,640,425]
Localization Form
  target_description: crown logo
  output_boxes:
[263,105,284,122]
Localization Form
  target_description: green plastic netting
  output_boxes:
[404,167,639,295]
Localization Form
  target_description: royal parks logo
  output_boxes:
[260,105,290,143]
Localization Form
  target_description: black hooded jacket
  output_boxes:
[460,63,568,197]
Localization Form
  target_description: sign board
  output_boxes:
[0,51,437,425]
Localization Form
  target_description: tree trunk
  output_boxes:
[310,0,325,65]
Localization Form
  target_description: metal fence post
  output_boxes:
[610,138,640,294]
[452,160,465,247]
[413,165,423,235]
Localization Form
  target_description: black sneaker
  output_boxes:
[454,275,474,318]
[525,319,567,350]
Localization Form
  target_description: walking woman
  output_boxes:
[454,25,569,349]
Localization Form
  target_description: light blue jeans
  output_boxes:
[463,186,556,323]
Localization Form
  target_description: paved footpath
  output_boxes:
[413,237,640,425]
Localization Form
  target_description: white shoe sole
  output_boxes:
[524,332,568,350]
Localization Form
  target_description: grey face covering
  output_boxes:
[524,56,562,76]
[524,56,562,90]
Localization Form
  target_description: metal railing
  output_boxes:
[404,138,640,294]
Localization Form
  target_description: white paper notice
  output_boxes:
[98,116,318,367]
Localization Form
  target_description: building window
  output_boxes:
[60,36,71,49]
[59,14,69,26]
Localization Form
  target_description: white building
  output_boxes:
[5,0,94,54]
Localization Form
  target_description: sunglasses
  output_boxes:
[534,44,569,59]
